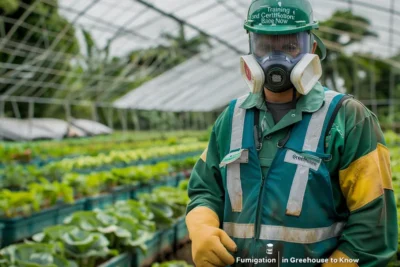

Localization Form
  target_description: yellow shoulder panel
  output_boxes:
[377,143,393,190]
[200,148,208,162]
[339,143,392,212]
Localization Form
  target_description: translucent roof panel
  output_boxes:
[113,40,249,112]
[110,0,400,111]
[59,0,400,59]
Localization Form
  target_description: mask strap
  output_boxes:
[248,34,252,55]
[291,87,297,109]
[312,33,327,61]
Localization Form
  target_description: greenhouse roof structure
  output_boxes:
[113,43,248,112]
[1,0,400,114]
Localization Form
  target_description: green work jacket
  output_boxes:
[186,82,398,266]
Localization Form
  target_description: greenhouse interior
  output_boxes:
[0,0,399,266]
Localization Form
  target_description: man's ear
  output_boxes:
[312,40,317,54]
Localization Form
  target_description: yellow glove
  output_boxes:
[186,206,237,267]
[322,250,359,267]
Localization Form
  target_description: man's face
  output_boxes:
[252,33,303,58]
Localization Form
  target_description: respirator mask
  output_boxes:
[240,31,322,95]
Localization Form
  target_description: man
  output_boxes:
[185,0,398,266]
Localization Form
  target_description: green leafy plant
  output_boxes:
[138,186,189,229]
[63,207,155,251]
[111,168,141,185]
[109,200,155,223]
[0,164,37,190]
[29,179,74,208]
[110,215,154,252]
[0,243,77,267]
[0,131,207,163]
[32,225,78,244]
[63,211,104,232]
[61,228,117,267]
[62,173,103,198]
[44,142,206,172]
[0,189,39,217]
[151,261,194,267]
[101,202,156,251]
[178,179,189,191]
[111,162,171,185]
[170,156,198,171]
[385,131,400,147]
[0,181,73,218]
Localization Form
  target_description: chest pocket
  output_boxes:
[284,150,322,172]
[219,149,249,168]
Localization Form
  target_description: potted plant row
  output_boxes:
[43,143,205,174]
[0,130,206,164]
[0,159,192,247]
[0,144,203,187]
[0,182,190,267]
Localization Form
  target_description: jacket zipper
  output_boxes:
[253,152,279,240]
[252,158,279,265]
[254,174,266,239]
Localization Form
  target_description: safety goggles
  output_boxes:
[249,31,312,61]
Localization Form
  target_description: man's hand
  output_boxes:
[186,207,237,267]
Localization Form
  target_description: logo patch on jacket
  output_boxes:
[219,149,249,168]
[284,150,321,171]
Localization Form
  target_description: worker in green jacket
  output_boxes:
[185,0,398,266]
